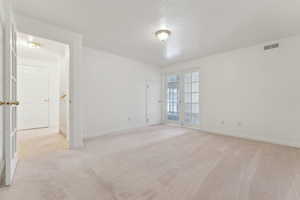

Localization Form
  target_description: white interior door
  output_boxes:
[146,80,161,125]
[4,22,18,185]
[59,52,69,140]
[0,9,5,179]
[17,66,49,130]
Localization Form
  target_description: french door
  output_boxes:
[4,21,18,185]
[166,74,180,122]
[166,71,200,126]
[183,71,200,125]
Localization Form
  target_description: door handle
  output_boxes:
[6,101,20,106]
[0,101,6,106]
[12,101,20,105]
[60,94,67,100]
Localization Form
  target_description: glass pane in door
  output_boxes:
[167,75,180,121]
[183,72,200,125]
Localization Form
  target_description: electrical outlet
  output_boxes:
[237,121,242,127]
[128,117,131,121]
[221,120,225,125]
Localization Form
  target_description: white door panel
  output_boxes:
[183,71,200,125]
[4,21,18,185]
[17,66,49,130]
[146,80,161,125]
[0,11,4,174]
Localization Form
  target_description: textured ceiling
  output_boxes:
[13,0,300,66]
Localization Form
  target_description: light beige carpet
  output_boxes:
[1,125,300,200]
[17,128,69,160]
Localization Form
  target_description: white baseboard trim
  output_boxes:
[85,122,300,149]
[84,123,163,141]
[195,128,300,149]
[161,123,300,148]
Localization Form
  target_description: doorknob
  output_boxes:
[6,101,20,106]
[60,94,67,100]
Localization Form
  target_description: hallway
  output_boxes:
[17,128,68,160]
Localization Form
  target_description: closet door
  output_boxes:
[17,66,49,130]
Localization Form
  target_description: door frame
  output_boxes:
[163,68,201,129]
[14,14,84,149]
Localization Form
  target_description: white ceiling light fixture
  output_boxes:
[17,39,41,49]
[155,29,171,42]
[27,41,41,49]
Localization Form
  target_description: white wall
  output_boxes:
[17,56,60,131]
[82,47,161,138]
[163,35,300,148]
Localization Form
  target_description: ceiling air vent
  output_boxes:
[264,43,279,50]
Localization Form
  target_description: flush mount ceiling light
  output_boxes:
[155,29,171,42]
[17,39,41,49]
[27,41,41,49]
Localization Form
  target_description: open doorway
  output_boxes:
[16,32,70,159]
